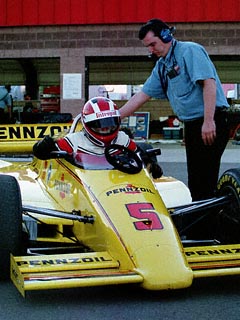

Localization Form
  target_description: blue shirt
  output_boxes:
[142,40,229,121]
[0,87,11,109]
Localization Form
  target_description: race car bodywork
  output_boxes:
[0,135,239,297]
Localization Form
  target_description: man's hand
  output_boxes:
[201,78,217,145]
[201,119,216,145]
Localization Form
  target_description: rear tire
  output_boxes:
[0,175,22,280]
[215,168,240,243]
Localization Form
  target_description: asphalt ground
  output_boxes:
[148,138,240,186]
[148,138,240,163]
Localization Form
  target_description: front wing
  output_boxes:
[11,251,143,297]
[11,243,240,297]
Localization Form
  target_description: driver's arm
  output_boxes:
[117,130,163,179]
[137,143,163,179]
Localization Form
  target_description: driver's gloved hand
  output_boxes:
[33,135,58,160]
[148,162,163,179]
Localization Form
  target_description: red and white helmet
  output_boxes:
[81,97,121,147]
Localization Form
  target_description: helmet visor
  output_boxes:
[88,117,120,135]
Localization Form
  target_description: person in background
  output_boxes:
[23,94,34,112]
[33,96,163,179]
[0,85,12,123]
[119,18,230,201]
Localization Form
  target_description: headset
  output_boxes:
[160,27,175,43]
[144,19,176,43]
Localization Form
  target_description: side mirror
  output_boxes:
[146,148,161,157]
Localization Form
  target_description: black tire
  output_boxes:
[0,175,23,280]
[215,168,240,243]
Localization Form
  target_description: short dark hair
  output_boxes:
[138,19,170,40]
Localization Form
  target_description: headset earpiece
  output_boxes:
[160,28,173,43]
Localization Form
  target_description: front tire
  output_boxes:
[0,175,22,280]
[215,168,240,243]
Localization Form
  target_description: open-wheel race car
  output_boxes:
[0,118,240,297]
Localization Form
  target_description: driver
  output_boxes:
[33,96,162,178]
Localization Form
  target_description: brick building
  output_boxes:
[0,0,239,120]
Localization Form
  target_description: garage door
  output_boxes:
[0,58,60,86]
[87,57,155,85]
[88,55,240,85]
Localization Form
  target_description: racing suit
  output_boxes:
[33,130,163,179]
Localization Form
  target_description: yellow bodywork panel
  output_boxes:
[2,152,194,295]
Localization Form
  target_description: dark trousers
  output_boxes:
[0,108,5,123]
[0,108,9,123]
[184,110,229,201]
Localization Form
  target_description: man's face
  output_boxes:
[142,31,171,58]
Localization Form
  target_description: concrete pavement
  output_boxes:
[147,139,240,163]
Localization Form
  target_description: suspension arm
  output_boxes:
[171,195,231,217]
[22,205,94,224]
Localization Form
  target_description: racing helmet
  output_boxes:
[81,97,121,147]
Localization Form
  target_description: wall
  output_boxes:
[0,21,239,119]
[0,0,239,27]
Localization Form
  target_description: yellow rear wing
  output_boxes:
[0,123,72,154]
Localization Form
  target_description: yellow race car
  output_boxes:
[0,123,239,297]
